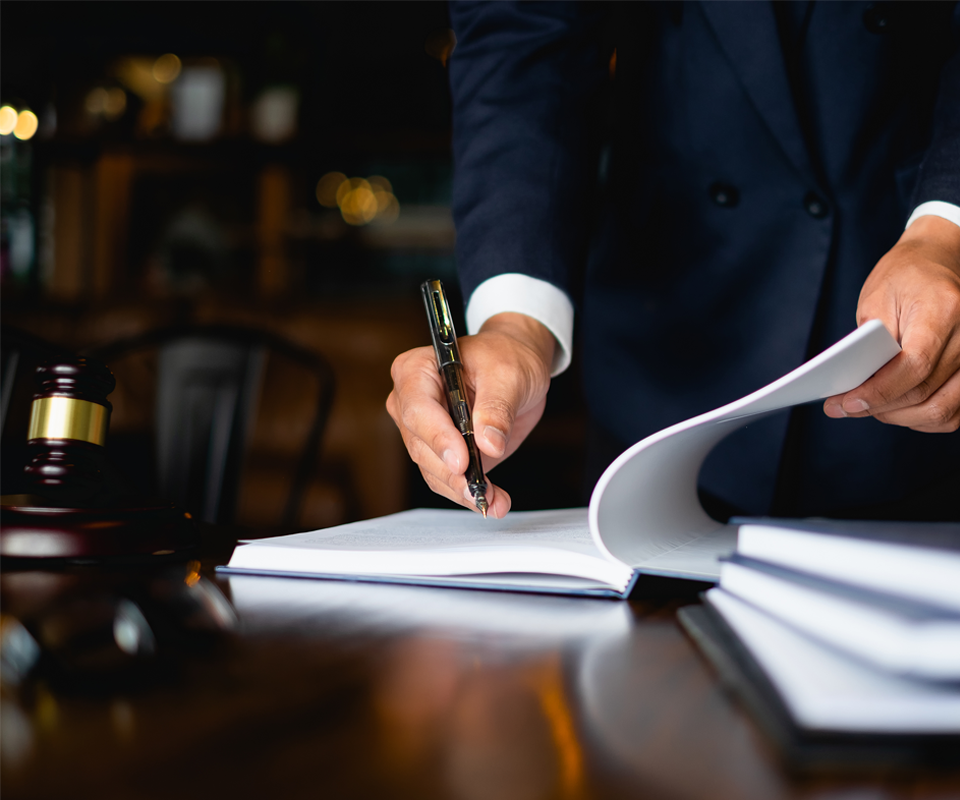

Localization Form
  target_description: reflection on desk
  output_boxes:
[226,574,633,644]
[3,570,959,800]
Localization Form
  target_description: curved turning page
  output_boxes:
[588,320,902,580]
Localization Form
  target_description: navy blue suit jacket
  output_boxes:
[449,1,960,516]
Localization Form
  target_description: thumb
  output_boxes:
[468,355,549,463]
[470,382,518,461]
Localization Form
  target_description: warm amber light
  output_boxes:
[13,110,38,141]
[340,185,378,225]
[0,106,18,136]
[104,88,127,120]
[185,559,201,587]
[336,177,369,207]
[316,171,347,207]
[368,175,393,194]
[85,87,108,114]
[323,176,401,225]
[153,53,182,84]
[373,191,400,224]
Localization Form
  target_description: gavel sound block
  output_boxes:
[0,357,198,560]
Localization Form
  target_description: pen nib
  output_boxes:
[476,496,488,519]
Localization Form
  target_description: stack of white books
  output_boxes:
[680,517,960,770]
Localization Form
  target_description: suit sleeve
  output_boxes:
[448,1,611,307]
[910,2,960,213]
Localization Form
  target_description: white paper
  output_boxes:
[230,507,634,592]
[719,561,960,680]
[737,525,960,612]
[589,320,901,579]
[707,589,960,733]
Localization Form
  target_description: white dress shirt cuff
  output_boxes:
[905,200,960,231]
[465,273,575,377]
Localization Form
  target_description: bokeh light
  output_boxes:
[340,180,378,226]
[336,177,368,207]
[368,175,393,194]
[373,190,400,224]
[13,110,38,141]
[85,87,127,122]
[85,87,108,114]
[0,105,18,136]
[316,171,347,207]
[105,88,127,120]
[153,53,182,84]
[318,172,401,226]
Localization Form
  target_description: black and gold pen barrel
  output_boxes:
[438,361,489,517]
[422,279,489,518]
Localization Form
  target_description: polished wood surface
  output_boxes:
[2,555,959,800]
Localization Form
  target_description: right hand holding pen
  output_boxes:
[387,313,556,519]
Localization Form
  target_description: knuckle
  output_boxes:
[940,416,960,433]
[924,400,956,429]
[385,390,399,420]
[475,396,518,426]
[942,289,960,319]
[406,432,427,460]
[423,470,463,504]
[389,351,411,384]
[422,471,447,496]
[902,381,935,406]
[400,404,425,436]
[407,435,437,469]
[903,347,937,383]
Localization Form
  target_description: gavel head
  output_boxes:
[24,357,116,505]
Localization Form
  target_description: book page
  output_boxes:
[262,507,596,552]
[229,508,635,590]
[737,524,960,613]
[590,320,902,580]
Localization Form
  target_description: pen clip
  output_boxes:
[421,280,461,367]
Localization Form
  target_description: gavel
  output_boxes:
[1,355,198,560]
[24,356,118,506]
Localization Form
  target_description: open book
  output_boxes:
[220,320,901,598]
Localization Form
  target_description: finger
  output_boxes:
[870,367,960,433]
[825,324,958,419]
[399,421,513,516]
[421,467,512,519]
[389,349,470,475]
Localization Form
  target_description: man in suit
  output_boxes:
[388,1,960,520]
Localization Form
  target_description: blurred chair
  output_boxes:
[86,325,335,528]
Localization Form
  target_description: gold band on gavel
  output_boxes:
[27,397,109,446]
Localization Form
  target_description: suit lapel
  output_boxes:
[698,1,815,182]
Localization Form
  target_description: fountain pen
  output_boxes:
[421,279,489,517]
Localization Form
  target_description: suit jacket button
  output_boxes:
[709,182,739,208]
[804,192,829,219]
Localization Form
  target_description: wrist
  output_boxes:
[898,215,960,275]
[479,312,557,372]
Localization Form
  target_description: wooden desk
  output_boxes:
[2,560,958,800]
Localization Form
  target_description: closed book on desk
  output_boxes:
[734,518,960,611]
[718,554,960,681]
[221,322,901,596]
[679,592,960,772]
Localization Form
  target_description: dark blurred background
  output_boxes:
[1,1,586,530]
